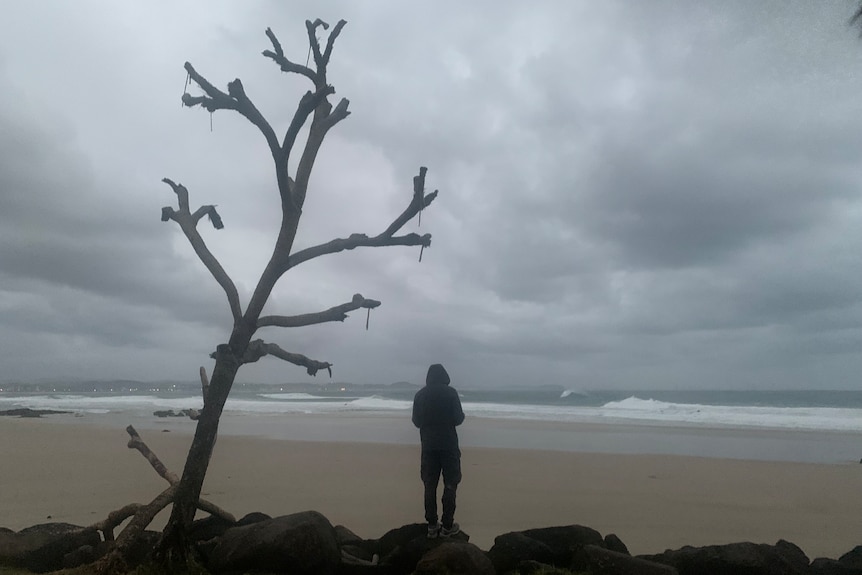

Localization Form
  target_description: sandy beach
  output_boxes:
[1,416,860,560]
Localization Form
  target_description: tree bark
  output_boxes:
[153,345,242,565]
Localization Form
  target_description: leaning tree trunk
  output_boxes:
[153,344,242,564]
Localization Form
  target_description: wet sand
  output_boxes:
[1,417,860,559]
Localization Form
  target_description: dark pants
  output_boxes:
[420,448,461,528]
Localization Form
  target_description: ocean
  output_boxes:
[2,382,861,464]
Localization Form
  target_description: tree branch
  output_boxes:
[258,293,380,329]
[322,20,348,68]
[291,96,351,210]
[88,504,142,542]
[125,425,235,522]
[262,27,316,83]
[127,425,179,484]
[239,339,332,376]
[285,167,437,270]
[161,178,242,323]
[182,62,281,161]
[282,85,336,162]
[289,232,432,269]
[305,19,328,75]
[381,166,437,238]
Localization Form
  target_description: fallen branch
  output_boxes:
[124,426,235,522]
[95,485,178,574]
[87,503,143,542]
[92,425,239,572]
[127,425,178,484]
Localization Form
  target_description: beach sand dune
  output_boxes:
[1,417,859,559]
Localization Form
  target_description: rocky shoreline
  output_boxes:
[2,511,861,574]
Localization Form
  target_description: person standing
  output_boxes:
[412,363,465,538]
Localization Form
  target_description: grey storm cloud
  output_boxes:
[0,0,859,389]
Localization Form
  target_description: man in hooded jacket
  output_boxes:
[412,363,465,538]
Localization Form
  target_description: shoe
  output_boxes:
[440,522,460,537]
[427,522,440,539]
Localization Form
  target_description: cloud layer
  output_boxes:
[1,1,860,389]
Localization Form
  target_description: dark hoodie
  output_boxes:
[412,364,465,451]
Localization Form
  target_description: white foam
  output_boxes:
[598,396,862,432]
[221,395,412,415]
[257,393,346,401]
[0,394,201,414]
[3,392,861,433]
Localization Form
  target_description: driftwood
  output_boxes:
[92,425,235,572]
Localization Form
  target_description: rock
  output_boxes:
[0,523,101,573]
[517,560,565,574]
[371,523,469,575]
[583,544,678,575]
[841,547,862,569]
[374,523,430,557]
[342,544,376,563]
[604,533,630,555]
[488,532,555,574]
[380,534,470,575]
[236,511,272,527]
[413,541,495,575]
[642,540,810,575]
[489,524,604,572]
[200,510,340,575]
[336,524,365,546]
[810,557,862,575]
[62,544,97,569]
[189,514,236,543]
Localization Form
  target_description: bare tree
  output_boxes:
[148,18,436,566]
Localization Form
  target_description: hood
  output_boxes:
[426,363,450,386]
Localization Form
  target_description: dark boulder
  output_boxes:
[604,533,630,555]
[62,544,97,569]
[374,523,429,557]
[522,524,605,569]
[153,409,186,417]
[489,524,604,572]
[810,557,862,575]
[336,524,365,546]
[236,511,271,526]
[488,532,555,574]
[517,560,564,574]
[342,543,376,563]
[841,547,862,569]
[583,544,678,575]
[641,540,810,575]
[189,514,236,543]
[413,541,495,575]
[200,510,340,575]
[372,523,469,575]
[0,523,101,573]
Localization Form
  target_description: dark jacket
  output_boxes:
[412,364,465,451]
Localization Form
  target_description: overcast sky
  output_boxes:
[0,1,860,390]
